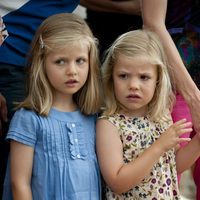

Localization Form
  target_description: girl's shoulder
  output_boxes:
[13,107,39,120]
[7,108,41,147]
[10,107,41,130]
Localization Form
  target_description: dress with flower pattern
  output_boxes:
[100,113,180,200]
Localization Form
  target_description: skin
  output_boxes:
[113,54,157,117]
[10,41,90,199]
[45,42,89,111]
[96,55,200,195]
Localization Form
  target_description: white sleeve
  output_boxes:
[0,0,30,16]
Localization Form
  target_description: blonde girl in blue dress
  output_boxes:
[3,13,102,200]
[96,29,200,199]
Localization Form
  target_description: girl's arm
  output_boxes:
[176,134,200,174]
[10,141,34,200]
[140,0,200,134]
[80,0,140,15]
[96,118,191,194]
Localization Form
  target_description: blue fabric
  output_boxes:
[3,108,101,200]
[0,0,79,67]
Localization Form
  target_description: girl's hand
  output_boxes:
[157,119,192,152]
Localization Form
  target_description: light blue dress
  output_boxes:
[3,108,101,200]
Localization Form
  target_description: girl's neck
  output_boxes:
[118,109,148,118]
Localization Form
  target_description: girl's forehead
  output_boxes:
[115,54,154,66]
[114,54,158,73]
[47,40,88,54]
[58,39,89,47]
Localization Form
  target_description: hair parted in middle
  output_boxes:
[101,29,175,121]
[18,13,102,116]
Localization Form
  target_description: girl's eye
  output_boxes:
[140,75,150,80]
[55,59,65,65]
[76,58,86,65]
[119,74,128,79]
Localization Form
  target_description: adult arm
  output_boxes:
[10,141,34,200]
[0,93,7,136]
[176,134,200,174]
[140,0,200,134]
[80,0,141,15]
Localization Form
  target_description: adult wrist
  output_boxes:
[180,85,200,108]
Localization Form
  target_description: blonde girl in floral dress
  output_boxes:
[96,30,200,200]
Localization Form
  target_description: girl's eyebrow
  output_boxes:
[139,72,153,75]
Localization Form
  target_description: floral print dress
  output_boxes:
[100,114,180,200]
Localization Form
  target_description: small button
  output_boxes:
[77,154,80,158]
[74,139,78,143]
[72,123,75,127]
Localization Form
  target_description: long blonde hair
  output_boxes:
[101,29,175,121]
[18,13,102,116]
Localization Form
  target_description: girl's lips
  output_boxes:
[126,94,142,102]
[65,79,78,84]
[127,94,140,98]
[65,80,78,87]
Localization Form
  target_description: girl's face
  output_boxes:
[45,42,89,102]
[113,54,158,117]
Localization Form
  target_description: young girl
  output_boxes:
[3,13,102,200]
[96,29,200,199]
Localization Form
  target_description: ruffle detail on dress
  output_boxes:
[66,122,88,160]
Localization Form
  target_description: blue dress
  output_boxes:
[3,108,101,200]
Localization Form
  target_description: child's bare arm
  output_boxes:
[10,141,34,200]
[96,118,191,194]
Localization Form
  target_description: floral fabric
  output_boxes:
[100,114,180,200]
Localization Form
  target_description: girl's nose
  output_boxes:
[129,79,139,90]
[66,63,77,76]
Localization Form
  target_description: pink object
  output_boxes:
[171,93,192,183]
[171,93,192,145]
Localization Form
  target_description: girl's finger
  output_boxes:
[178,137,191,143]
[177,128,193,137]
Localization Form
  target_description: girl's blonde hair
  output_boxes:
[101,29,175,121]
[18,13,102,116]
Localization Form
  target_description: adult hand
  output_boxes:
[0,92,8,136]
